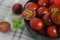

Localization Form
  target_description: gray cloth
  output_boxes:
[0,0,35,40]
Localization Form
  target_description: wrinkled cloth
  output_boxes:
[0,0,35,40]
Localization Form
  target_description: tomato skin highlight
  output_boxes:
[25,2,38,10]
[47,25,58,38]
[30,18,44,31]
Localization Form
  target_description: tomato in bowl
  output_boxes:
[22,0,60,40]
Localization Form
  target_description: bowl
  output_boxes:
[24,0,60,40]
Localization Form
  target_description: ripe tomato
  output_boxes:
[37,0,48,7]
[22,8,36,20]
[49,0,54,4]
[54,0,60,8]
[12,3,23,14]
[0,22,11,32]
[49,5,59,13]
[47,25,58,38]
[43,12,52,25]
[51,11,60,25]
[25,2,38,10]
[30,18,44,31]
[37,7,49,16]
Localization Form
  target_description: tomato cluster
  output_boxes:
[22,0,60,38]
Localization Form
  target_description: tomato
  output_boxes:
[30,18,44,31]
[12,3,23,14]
[25,2,38,10]
[51,11,60,25]
[49,0,54,4]
[43,12,52,25]
[22,8,36,20]
[37,0,48,7]
[54,0,60,8]
[49,5,59,13]
[0,22,11,32]
[37,7,49,16]
[47,25,58,38]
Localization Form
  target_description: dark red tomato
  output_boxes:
[37,7,49,16]
[12,3,23,14]
[49,5,59,13]
[30,18,44,31]
[54,0,60,8]
[43,12,52,25]
[47,25,58,38]
[25,2,38,10]
[0,22,11,32]
[22,8,36,20]
[51,11,60,25]
[37,0,48,7]
[49,0,54,4]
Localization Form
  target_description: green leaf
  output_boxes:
[13,23,18,29]
[17,17,23,23]
[12,18,17,23]
[17,24,22,30]
[12,17,23,29]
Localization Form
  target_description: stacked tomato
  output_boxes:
[22,0,60,38]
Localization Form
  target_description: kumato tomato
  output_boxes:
[12,3,23,14]
[49,0,54,5]
[43,12,52,25]
[22,8,36,20]
[49,5,59,13]
[25,2,38,10]
[47,25,58,38]
[0,22,11,32]
[30,18,44,31]
[51,11,60,25]
[54,0,60,8]
[37,0,48,7]
[37,7,49,16]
